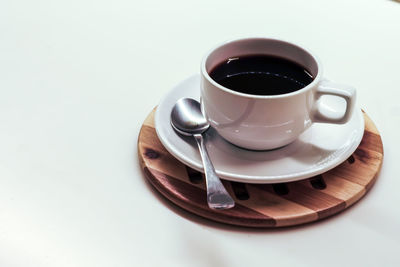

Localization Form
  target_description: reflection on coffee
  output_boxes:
[209,55,314,96]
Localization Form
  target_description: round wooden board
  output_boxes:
[138,108,383,227]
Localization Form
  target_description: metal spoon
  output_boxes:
[171,98,235,210]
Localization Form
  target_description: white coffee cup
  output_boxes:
[200,37,356,150]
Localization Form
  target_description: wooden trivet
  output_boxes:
[138,108,383,227]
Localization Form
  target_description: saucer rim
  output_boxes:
[155,74,365,184]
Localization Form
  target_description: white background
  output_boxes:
[1,0,400,266]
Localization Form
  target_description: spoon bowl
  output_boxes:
[171,98,210,136]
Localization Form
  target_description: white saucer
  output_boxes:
[155,75,365,184]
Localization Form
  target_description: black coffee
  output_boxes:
[209,55,313,96]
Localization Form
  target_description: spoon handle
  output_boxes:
[193,134,235,210]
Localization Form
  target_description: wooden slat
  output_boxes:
[258,182,346,219]
[243,184,318,227]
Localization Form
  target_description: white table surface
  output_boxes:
[1,0,400,266]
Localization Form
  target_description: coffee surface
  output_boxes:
[209,55,313,96]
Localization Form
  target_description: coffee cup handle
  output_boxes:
[311,79,356,124]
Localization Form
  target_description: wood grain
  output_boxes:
[138,109,383,227]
